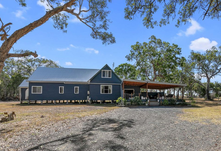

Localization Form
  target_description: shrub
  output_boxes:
[162,99,169,106]
[179,102,188,106]
[116,97,126,106]
[131,96,142,105]
[169,99,176,105]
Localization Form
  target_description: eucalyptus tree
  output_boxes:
[0,57,60,100]
[114,63,137,80]
[126,35,184,82]
[0,0,115,73]
[125,0,221,28]
[190,46,221,100]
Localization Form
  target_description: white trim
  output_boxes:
[101,70,112,78]
[100,85,112,94]
[31,86,42,94]
[74,86,79,94]
[59,86,64,94]
[19,88,21,102]
[28,81,88,84]
[90,83,121,85]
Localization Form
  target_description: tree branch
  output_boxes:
[7,51,38,58]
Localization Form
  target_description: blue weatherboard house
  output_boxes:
[19,64,122,103]
[19,64,186,105]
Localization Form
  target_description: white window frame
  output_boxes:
[101,70,112,78]
[59,86,64,94]
[74,86,79,94]
[31,86,42,94]
[100,85,112,94]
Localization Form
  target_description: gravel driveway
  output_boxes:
[4,106,221,151]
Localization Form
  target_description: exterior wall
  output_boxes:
[124,85,140,95]
[90,66,121,84]
[29,83,89,100]
[89,84,121,100]
[21,88,27,100]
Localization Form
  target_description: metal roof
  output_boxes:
[28,67,99,82]
[19,80,28,88]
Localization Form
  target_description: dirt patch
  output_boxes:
[0,102,118,139]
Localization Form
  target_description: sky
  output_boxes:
[0,0,220,82]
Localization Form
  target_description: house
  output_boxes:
[19,64,186,105]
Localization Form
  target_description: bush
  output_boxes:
[162,99,169,106]
[178,102,188,106]
[131,96,142,105]
[116,97,126,106]
[169,99,176,105]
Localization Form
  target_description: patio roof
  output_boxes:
[123,79,186,89]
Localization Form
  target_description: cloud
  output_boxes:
[177,18,203,36]
[57,47,70,51]
[37,0,52,10]
[37,42,40,45]
[189,37,218,51]
[70,44,77,48]
[13,10,26,19]
[65,62,73,66]
[0,3,4,9]
[85,48,99,54]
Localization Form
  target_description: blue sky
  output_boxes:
[0,1,220,82]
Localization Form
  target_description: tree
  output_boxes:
[124,0,221,28]
[0,57,60,100]
[126,35,184,82]
[190,46,221,100]
[114,63,137,79]
[0,0,115,73]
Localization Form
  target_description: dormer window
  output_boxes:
[101,70,112,78]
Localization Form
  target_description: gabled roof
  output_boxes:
[19,80,28,88]
[89,64,122,82]
[28,67,99,83]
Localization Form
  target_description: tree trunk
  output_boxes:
[205,78,211,100]
[0,0,76,73]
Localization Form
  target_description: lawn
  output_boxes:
[179,98,221,124]
[0,102,118,139]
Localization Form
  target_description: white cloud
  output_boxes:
[189,37,218,51]
[37,0,52,10]
[177,18,203,36]
[13,10,26,19]
[70,17,81,23]
[85,48,99,54]
[70,44,77,48]
[37,42,40,45]
[57,47,70,51]
[0,3,4,9]
[65,62,73,66]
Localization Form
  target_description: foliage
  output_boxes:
[124,0,221,28]
[190,46,221,100]
[179,102,188,106]
[126,35,185,81]
[114,63,137,79]
[131,96,142,105]
[0,57,60,100]
[168,99,176,105]
[116,97,127,106]
[162,99,169,106]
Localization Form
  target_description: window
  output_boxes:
[74,86,79,94]
[32,86,42,94]
[100,85,112,94]
[59,86,64,94]
[101,70,112,78]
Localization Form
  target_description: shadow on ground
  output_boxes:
[27,118,134,151]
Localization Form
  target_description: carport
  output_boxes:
[122,79,186,101]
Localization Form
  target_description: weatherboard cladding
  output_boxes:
[29,83,89,100]
[21,88,27,100]
[28,67,99,82]
[90,65,122,84]
[89,84,121,100]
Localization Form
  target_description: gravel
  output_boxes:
[2,106,221,151]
